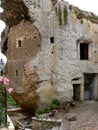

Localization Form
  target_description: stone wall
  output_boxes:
[1,0,98,113]
[32,117,61,130]
[7,20,41,93]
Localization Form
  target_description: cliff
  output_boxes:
[1,0,98,114]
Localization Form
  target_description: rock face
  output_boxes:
[1,0,98,114]
[0,0,29,27]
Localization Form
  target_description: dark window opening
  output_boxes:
[2,38,8,54]
[80,43,88,60]
[18,40,22,47]
[50,37,54,43]
[73,84,80,101]
[72,78,79,81]
[16,70,18,76]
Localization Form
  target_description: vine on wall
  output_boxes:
[63,6,67,24]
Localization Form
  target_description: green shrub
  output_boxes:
[15,124,19,129]
[7,94,18,107]
[51,99,60,109]
[51,99,60,106]
[51,104,59,109]
[36,108,50,115]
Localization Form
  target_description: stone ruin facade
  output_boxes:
[1,0,98,113]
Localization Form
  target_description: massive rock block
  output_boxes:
[0,0,29,27]
[1,0,98,114]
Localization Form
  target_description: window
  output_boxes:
[16,70,18,76]
[80,43,89,60]
[50,37,54,43]
[18,40,22,47]
[16,38,23,48]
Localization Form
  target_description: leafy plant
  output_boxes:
[0,76,14,128]
[51,99,60,109]
[51,99,60,106]
[36,108,50,115]
[15,124,19,129]
[58,4,62,25]
[63,6,67,24]
[7,94,18,107]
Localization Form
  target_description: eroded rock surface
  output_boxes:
[1,0,98,114]
[0,0,29,27]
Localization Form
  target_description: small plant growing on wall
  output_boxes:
[58,4,62,25]
[81,19,83,24]
[74,7,98,24]
[63,6,67,24]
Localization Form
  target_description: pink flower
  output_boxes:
[4,77,9,86]
[0,76,3,82]
[8,88,13,94]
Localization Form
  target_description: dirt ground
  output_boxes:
[8,101,98,130]
[60,101,98,130]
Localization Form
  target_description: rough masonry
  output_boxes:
[1,0,98,114]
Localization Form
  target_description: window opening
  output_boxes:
[50,37,54,43]
[16,70,18,76]
[80,43,88,60]
[18,40,22,47]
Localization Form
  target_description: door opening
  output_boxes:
[73,84,80,101]
[84,74,95,100]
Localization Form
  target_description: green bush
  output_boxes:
[51,104,59,109]
[36,108,50,115]
[7,94,18,107]
[15,124,19,129]
[51,99,60,106]
[51,99,60,109]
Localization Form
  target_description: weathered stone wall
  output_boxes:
[7,20,41,92]
[23,0,98,105]
[1,0,98,113]
[6,20,41,113]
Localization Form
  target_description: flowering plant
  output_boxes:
[0,76,13,127]
[0,76,13,94]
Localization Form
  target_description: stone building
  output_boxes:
[1,0,98,112]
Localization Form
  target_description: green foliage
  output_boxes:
[58,4,62,25]
[75,7,98,23]
[56,4,67,25]
[51,104,59,109]
[63,6,67,24]
[0,83,7,128]
[0,113,6,126]
[36,99,60,115]
[7,94,18,107]
[15,124,19,129]
[51,99,60,106]
[81,19,83,24]
[51,99,60,109]
[36,108,50,115]
[77,10,85,19]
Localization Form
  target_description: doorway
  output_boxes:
[84,74,95,100]
[73,84,80,101]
